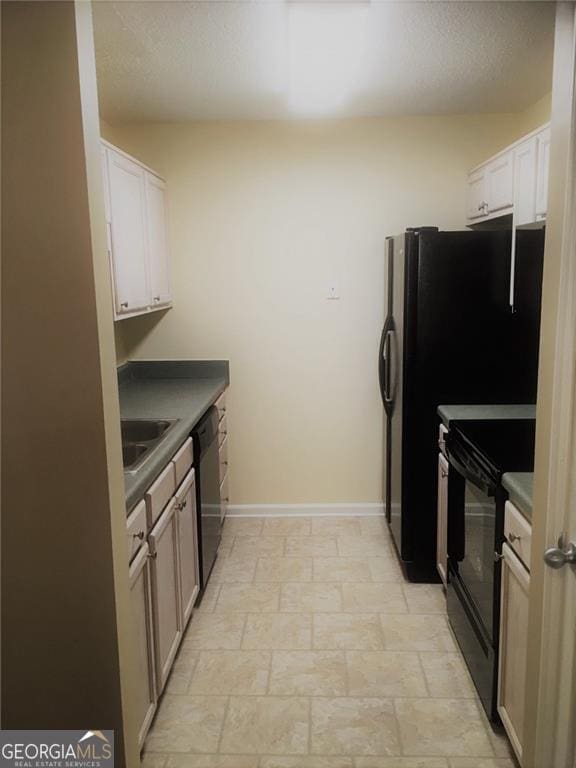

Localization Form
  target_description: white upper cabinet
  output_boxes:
[466,168,487,220]
[485,150,514,214]
[514,137,538,226]
[101,140,172,321]
[106,149,149,315]
[466,123,550,226]
[145,172,172,309]
[535,126,551,219]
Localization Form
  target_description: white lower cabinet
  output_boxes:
[175,469,200,627]
[498,542,530,763]
[436,452,449,586]
[128,542,157,748]
[149,498,183,694]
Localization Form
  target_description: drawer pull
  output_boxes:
[133,531,145,541]
[508,533,521,543]
[147,551,157,560]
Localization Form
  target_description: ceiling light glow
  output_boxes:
[288,2,368,115]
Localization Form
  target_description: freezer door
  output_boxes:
[387,234,407,554]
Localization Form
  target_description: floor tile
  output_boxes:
[260,758,353,768]
[243,613,312,650]
[164,648,200,694]
[342,583,407,613]
[166,757,258,768]
[420,652,477,698]
[145,694,228,753]
[395,698,494,757]
[310,518,362,536]
[380,614,457,652]
[262,518,312,536]
[356,760,449,768]
[449,760,516,768]
[197,584,221,612]
[367,556,404,583]
[181,613,246,650]
[359,516,389,537]
[281,583,343,612]
[189,650,271,695]
[286,536,338,556]
[222,518,264,538]
[346,650,427,697]
[313,557,371,583]
[142,755,168,768]
[313,613,384,650]
[220,696,309,755]
[485,725,517,760]
[232,536,285,557]
[269,650,347,695]
[311,697,400,756]
[211,555,257,584]
[403,584,447,614]
[337,536,395,557]
[216,583,280,612]
[255,556,313,582]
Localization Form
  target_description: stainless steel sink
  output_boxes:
[121,418,179,472]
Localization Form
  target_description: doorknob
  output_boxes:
[543,534,576,569]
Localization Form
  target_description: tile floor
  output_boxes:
[142,515,517,768]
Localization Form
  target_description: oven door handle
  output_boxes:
[445,442,496,497]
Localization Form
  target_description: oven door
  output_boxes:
[446,438,498,639]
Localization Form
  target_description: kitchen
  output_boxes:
[2,2,576,768]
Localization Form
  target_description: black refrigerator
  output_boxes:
[378,227,544,581]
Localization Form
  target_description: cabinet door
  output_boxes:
[436,453,448,586]
[149,498,182,694]
[514,137,537,226]
[145,171,172,309]
[486,151,514,213]
[535,127,551,218]
[107,148,149,315]
[498,543,530,763]
[175,469,200,628]
[128,542,157,748]
[467,167,487,219]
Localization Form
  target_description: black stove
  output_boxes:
[444,417,535,721]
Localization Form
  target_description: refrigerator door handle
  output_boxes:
[378,324,389,407]
[387,326,398,407]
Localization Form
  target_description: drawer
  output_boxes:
[172,437,193,487]
[438,424,448,455]
[145,462,176,528]
[504,500,532,571]
[219,414,228,447]
[219,436,229,483]
[215,391,227,421]
[127,500,147,563]
[220,471,229,504]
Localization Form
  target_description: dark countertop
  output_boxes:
[502,472,533,523]
[437,404,536,427]
[119,360,229,512]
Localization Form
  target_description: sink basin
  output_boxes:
[121,418,179,472]
[121,419,177,444]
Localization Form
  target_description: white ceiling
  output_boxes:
[93,1,555,123]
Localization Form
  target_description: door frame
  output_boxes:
[524,4,576,767]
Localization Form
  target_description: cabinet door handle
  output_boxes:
[120,301,129,309]
[154,296,160,302]
[147,551,157,560]
[508,533,521,543]
[133,531,145,540]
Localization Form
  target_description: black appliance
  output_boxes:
[379,227,544,581]
[192,406,222,591]
[445,417,536,721]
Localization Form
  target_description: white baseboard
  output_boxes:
[225,503,385,518]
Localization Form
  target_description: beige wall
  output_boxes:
[102,109,547,506]
[515,91,552,136]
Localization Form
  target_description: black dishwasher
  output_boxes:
[192,406,222,591]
